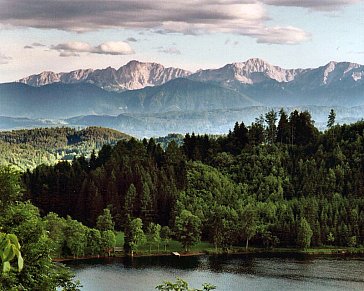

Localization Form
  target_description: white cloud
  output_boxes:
[50,41,135,56]
[52,41,93,52]
[255,26,311,45]
[93,41,134,55]
[0,0,312,44]
[262,0,360,11]
[0,53,12,64]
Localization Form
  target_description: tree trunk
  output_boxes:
[245,238,249,250]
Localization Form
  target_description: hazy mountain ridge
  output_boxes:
[2,105,362,138]
[119,78,259,113]
[0,78,260,118]
[62,105,364,137]
[0,82,125,118]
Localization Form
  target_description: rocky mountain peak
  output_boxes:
[17,59,364,92]
[18,61,190,91]
[234,58,271,71]
[316,61,364,85]
[191,58,301,84]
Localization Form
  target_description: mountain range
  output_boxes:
[19,60,190,92]
[16,58,364,107]
[18,58,364,91]
[1,58,363,136]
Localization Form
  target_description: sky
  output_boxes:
[0,0,363,82]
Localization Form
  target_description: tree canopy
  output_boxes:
[16,109,364,251]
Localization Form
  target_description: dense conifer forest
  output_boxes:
[21,109,364,249]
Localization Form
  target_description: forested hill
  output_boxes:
[23,109,364,249]
[0,126,131,171]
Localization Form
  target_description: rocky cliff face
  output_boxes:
[190,58,306,85]
[18,60,191,91]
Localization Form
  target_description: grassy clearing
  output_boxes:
[114,231,364,257]
[303,247,364,254]
[115,231,124,247]
[113,231,215,255]
[136,240,215,254]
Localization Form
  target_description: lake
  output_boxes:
[67,254,364,290]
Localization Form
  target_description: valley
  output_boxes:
[1,59,364,137]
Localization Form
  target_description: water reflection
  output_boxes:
[67,254,364,291]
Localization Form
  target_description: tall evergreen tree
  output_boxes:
[327,109,336,129]
[277,109,290,144]
[265,109,278,144]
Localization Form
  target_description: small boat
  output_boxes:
[171,252,180,257]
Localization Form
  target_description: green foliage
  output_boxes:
[277,109,290,144]
[19,113,364,251]
[0,233,23,273]
[327,232,335,245]
[155,134,185,150]
[115,232,125,247]
[347,236,357,247]
[0,165,80,290]
[124,217,146,255]
[101,230,116,252]
[64,216,87,258]
[0,126,130,171]
[239,204,257,250]
[327,109,336,129]
[297,218,313,249]
[160,226,173,251]
[0,167,22,211]
[86,228,102,256]
[124,184,137,218]
[44,212,67,257]
[147,223,162,252]
[265,109,278,144]
[156,278,216,291]
[23,136,185,227]
[175,210,201,251]
[96,208,115,232]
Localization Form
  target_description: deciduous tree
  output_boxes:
[175,210,201,252]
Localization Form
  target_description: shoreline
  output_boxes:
[54,247,364,263]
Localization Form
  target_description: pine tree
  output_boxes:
[327,109,336,129]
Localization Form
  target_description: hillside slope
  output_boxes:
[0,126,131,171]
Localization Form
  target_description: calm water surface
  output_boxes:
[67,254,364,291]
